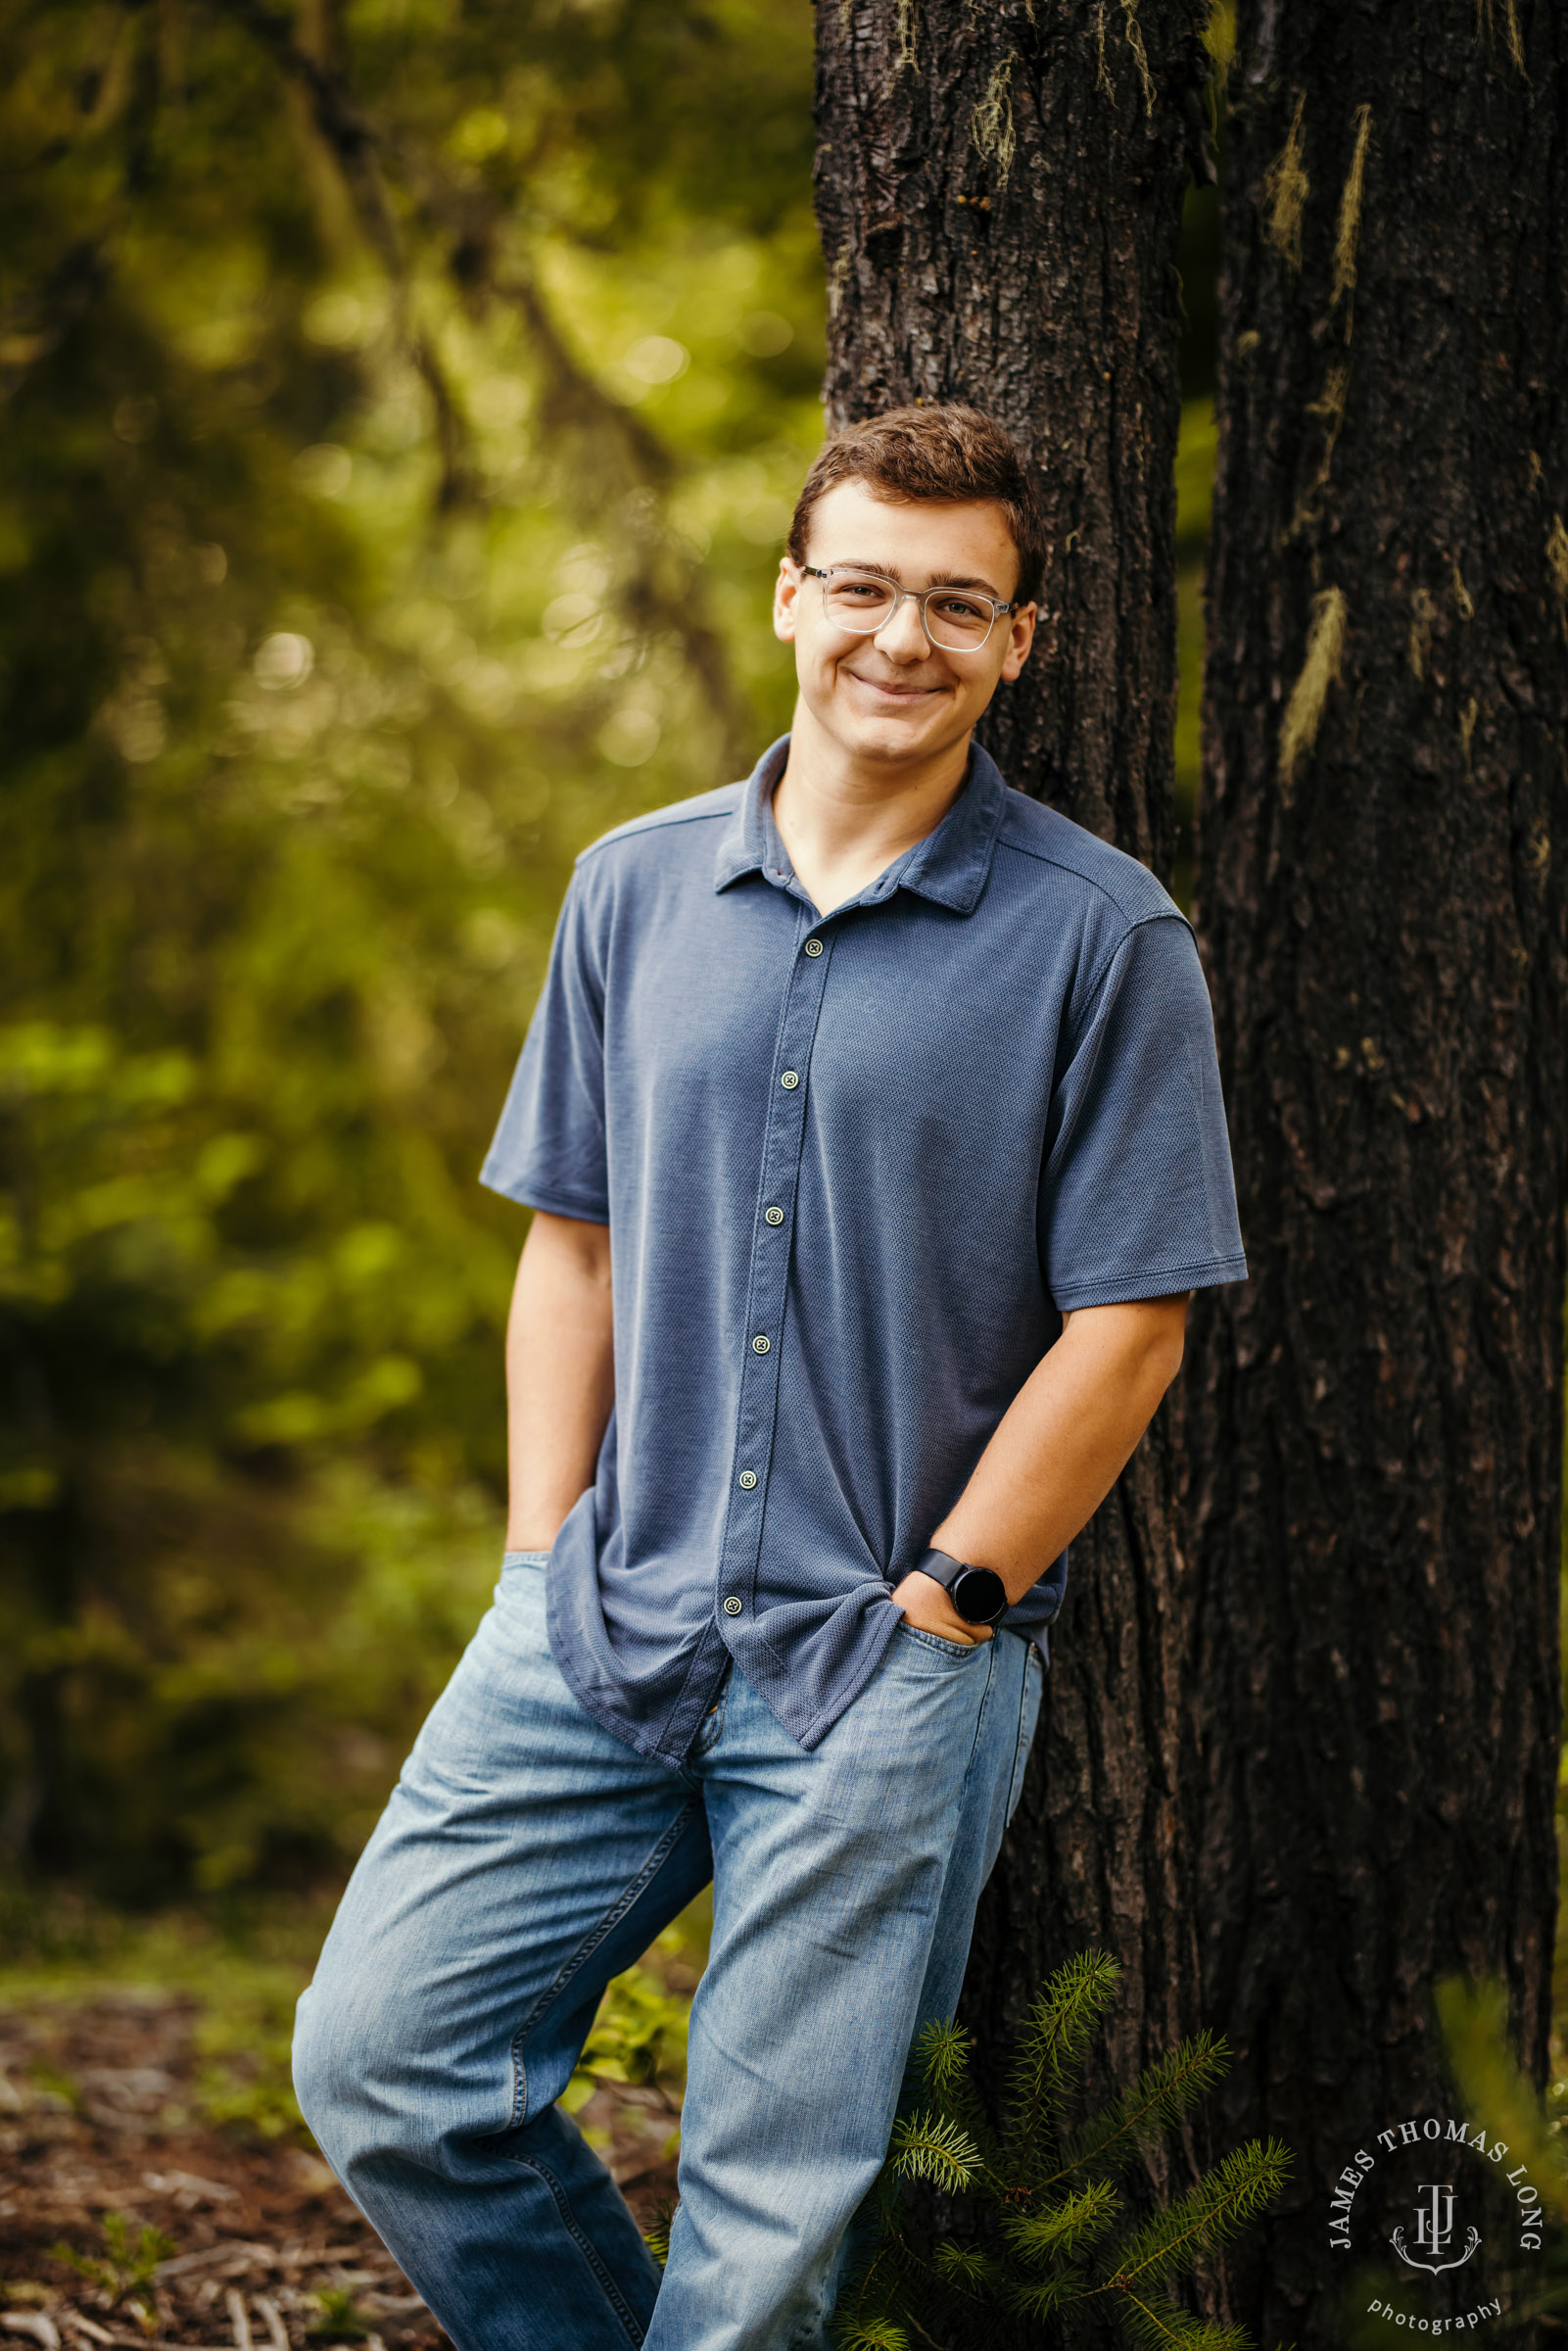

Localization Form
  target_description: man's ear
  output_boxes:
[999,600,1037,683]
[774,556,801,644]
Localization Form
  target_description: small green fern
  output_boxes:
[832,1950,1292,2351]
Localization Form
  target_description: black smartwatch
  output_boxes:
[914,1547,1010,1627]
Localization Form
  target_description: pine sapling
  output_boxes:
[832,1949,1292,2351]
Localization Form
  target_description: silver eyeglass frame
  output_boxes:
[794,563,1019,652]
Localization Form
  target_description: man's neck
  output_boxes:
[769,700,974,917]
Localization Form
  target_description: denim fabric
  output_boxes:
[480,738,1245,1765]
[294,1552,1041,2351]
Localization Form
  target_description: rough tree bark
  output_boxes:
[1190,2,1568,2341]
[813,0,1219,2226]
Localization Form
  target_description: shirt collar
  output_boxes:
[713,732,1010,916]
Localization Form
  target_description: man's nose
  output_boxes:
[872,594,930,662]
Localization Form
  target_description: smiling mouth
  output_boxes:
[846,672,943,699]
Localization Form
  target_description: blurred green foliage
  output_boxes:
[0,1880,710,2143]
[1173,392,1216,902]
[0,0,1224,1909]
[0,0,823,1898]
[0,1891,338,2135]
[51,2212,178,2304]
[308,2286,372,2341]
[562,1897,708,2120]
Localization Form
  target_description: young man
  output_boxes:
[293,405,1246,2351]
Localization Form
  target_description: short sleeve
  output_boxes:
[479,871,609,1222]
[1038,914,1246,1309]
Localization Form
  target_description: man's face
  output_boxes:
[772,479,1037,771]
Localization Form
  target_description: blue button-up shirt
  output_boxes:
[481,736,1246,1762]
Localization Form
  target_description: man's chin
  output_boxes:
[839,715,960,765]
[819,694,951,754]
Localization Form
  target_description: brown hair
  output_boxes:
[786,404,1047,602]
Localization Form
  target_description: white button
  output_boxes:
[752,1334,771,1354]
[724,1595,743,1616]
[738,1470,758,1489]
[764,1206,784,1225]
[804,938,824,957]
[781,1070,799,1089]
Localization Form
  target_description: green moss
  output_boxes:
[1278,586,1348,792]
[1263,93,1308,272]
[971,57,1016,188]
[1332,105,1373,306]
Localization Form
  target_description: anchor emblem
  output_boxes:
[1390,2183,1481,2276]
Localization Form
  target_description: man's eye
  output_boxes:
[932,596,990,624]
[839,581,887,600]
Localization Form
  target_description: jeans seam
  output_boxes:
[1005,1645,1042,1825]
[508,1800,699,2127]
[964,1630,1004,1775]
[511,2153,648,2346]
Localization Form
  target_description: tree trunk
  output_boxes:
[1190,3,1568,2341]
[814,0,1220,2241]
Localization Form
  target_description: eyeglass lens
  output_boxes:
[820,572,996,651]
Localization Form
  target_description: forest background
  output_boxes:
[3,0,1549,2177]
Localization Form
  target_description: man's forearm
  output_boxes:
[504,1210,615,1551]
[927,1294,1190,1604]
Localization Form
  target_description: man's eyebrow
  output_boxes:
[821,559,1007,598]
[927,568,1006,597]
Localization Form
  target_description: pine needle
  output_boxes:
[1000,1949,1120,2163]
[1003,2176,1121,2262]
[932,2241,1003,2293]
[1117,2286,1255,2351]
[913,2018,972,2100]
[641,2197,676,2269]
[910,2017,998,2168]
[1006,2268,1088,2322]
[890,2110,981,2195]
[1106,2137,1294,2284]
[845,1953,1289,2348]
[835,2323,910,2351]
[1066,2032,1232,2179]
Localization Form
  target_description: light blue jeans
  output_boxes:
[293,1552,1042,2351]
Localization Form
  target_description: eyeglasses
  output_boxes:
[796,565,1018,653]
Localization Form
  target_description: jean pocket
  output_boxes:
[894,1620,988,1664]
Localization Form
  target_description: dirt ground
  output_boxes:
[0,1991,679,2349]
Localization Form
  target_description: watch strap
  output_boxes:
[913,1547,1009,1626]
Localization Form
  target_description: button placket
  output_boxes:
[716,914,837,1627]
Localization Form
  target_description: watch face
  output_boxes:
[953,1566,1008,1624]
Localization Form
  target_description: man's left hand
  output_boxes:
[890,1569,993,1646]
